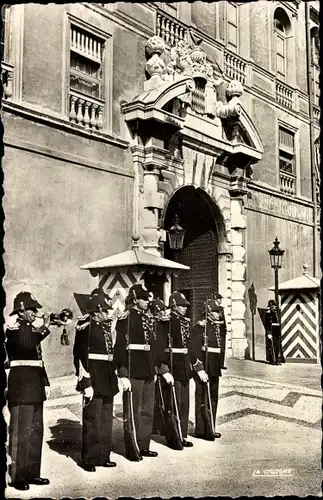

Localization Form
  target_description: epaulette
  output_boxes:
[6,322,20,331]
[158,311,171,322]
[77,313,90,321]
[117,310,130,320]
[76,317,90,331]
[197,319,206,327]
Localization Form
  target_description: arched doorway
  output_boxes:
[164,186,220,323]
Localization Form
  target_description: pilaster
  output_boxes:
[230,196,247,358]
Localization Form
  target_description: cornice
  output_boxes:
[2,100,129,150]
[4,136,134,179]
[248,180,314,209]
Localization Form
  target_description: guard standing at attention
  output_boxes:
[73,289,119,472]
[265,299,285,365]
[191,299,222,439]
[114,284,158,460]
[158,291,193,447]
[150,298,174,434]
[6,291,52,491]
[213,292,227,370]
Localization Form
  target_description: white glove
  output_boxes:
[45,386,51,399]
[198,370,209,383]
[162,372,174,385]
[268,334,272,339]
[84,386,94,401]
[120,377,131,392]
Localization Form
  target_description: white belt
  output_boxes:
[213,321,224,324]
[88,353,113,361]
[10,360,43,368]
[165,347,188,354]
[127,344,151,351]
[272,323,279,326]
[201,346,220,353]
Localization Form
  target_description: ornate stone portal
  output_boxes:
[122,35,264,359]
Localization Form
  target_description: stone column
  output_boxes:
[230,197,247,358]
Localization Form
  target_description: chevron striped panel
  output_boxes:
[99,268,145,320]
[281,292,318,359]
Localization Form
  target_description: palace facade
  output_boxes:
[1,2,320,377]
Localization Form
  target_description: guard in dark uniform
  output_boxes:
[213,292,227,369]
[158,291,193,447]
[191,299,222,439]
[6,291,51,491]
[114,284,158,459]
[265,299,285,365]
[73,289,119,472]
[150,298,174,434]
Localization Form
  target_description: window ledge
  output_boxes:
[2,100,129,149]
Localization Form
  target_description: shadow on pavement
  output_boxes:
[47,418,82,465]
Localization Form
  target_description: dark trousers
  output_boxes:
[130,378,155,451]
[266,336,285,364]
[195,376,219,436]
[9,402,44,483]
[82,395,114,465]
[220,335,226,367]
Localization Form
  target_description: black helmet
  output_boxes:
[10,291,42,316]
[86,289,112,313]
[150,298,167,315]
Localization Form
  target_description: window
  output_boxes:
[70,25,104,99]
[159,2,178,17]
[279,127,295,174]
[227,3,238,52]
[1,5,10,61]
[68,23,107,130]
[279,126,296,195]
[273,8,291,82]
[311,28,320,107]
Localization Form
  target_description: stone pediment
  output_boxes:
[122,35,263,161]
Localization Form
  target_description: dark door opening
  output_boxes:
[164,186,218,324]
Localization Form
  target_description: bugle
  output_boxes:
[36,308,73,326]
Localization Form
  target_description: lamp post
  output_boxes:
[268,237,285,314]
[167,213,185,261]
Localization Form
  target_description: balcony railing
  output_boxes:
[224,50,247,84]
[156,10,188,47]
[68,89,105,130]
[276,81,294,109]
[1,61,14,99]
[280,170,296,195]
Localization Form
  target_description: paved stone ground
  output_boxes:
[4,359,322,498]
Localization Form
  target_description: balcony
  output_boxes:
[1,61,14,99]
[275,81,294,109]
[156,10,188,47]
[280,170,296,196]
[68,89,105,130]
[224,50,247,85]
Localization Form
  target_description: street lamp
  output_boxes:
[268,236,285,311]
[167,213,185,259]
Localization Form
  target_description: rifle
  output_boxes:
[201,304,215,441]
[123,311,141,461]
[155,375,166,434]
[163,318,184,450]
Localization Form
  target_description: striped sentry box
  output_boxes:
[98,268,145,321]
[281,291,319,360]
